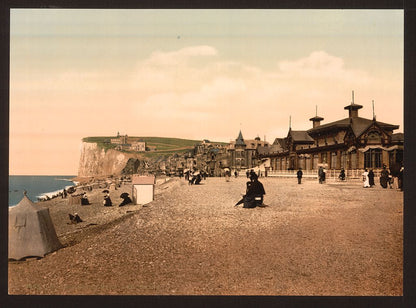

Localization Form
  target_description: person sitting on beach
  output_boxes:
[119,193,132,207]
[69,213,83,224]
[103,191,112,206]
[235,174,266,208]
[81,193,90,205]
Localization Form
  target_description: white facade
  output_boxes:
[133,184,154,205]
[132,175,155,205]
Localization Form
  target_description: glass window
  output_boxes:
[331,152,337,169]
[364,149,382,169]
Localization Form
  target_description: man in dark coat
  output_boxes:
[398,165,404,191]
[368,169,375,187]
[297,168,303,184]
[380,165,389,188]
[318,166,324,184]
[339,168,346,181]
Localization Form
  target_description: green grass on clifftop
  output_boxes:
[82,136,215,155]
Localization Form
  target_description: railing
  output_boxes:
[266,169,383,181]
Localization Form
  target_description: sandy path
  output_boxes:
[8,176,403,295]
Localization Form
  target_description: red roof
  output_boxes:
[132,175,155,185]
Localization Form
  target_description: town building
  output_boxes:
[258,97,403,173]
[228,131,270,171]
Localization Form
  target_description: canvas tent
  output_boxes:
[9,194,62,260]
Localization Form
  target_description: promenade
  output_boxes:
[8,176,403,295]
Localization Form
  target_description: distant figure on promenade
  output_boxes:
[235,173,266,208]
[398,165,404,191]
[194,173,202,185]
[225,170,231,182]
[81,193,90,205]
[103,190,112,206]
[339,168,346,181]
[368,169,375,187]
[234,170,238,178]
[380,165,390,189]
[188,171,194,185]
[362,169,370,188]
[318,166,325,184]
[246,170,250,178]
[297,168,303,184]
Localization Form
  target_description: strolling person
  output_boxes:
[339,168,346,181]
[297,168,303,184]
[368,169,375,187]
[318,166,326,184]
[246,170,250,178]
[380,165,389,188]
[234,170,238,178]
[362,169,370,188]
[398,165,404,191]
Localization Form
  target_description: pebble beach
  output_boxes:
[8,175,403,296]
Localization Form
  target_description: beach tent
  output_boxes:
[9,194,62,260]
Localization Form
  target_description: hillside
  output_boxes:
[82,136,206,156]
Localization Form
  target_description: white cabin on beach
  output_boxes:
[132,175,155,205]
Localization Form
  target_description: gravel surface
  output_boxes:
[8,176,403,295]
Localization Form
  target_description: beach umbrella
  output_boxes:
[120,192,129,199]
[102,189,109,193]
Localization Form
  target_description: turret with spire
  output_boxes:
[235,130,246,147]
[344,90,363,118]
[309,105,324,128]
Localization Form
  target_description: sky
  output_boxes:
[9,9,403,175]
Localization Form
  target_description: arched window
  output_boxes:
[367,131,382,144]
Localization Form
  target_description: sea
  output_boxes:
[8,175,77,207]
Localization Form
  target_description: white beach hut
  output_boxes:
[132,175,155,205]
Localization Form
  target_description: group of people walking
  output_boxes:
[362,164,403,190]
